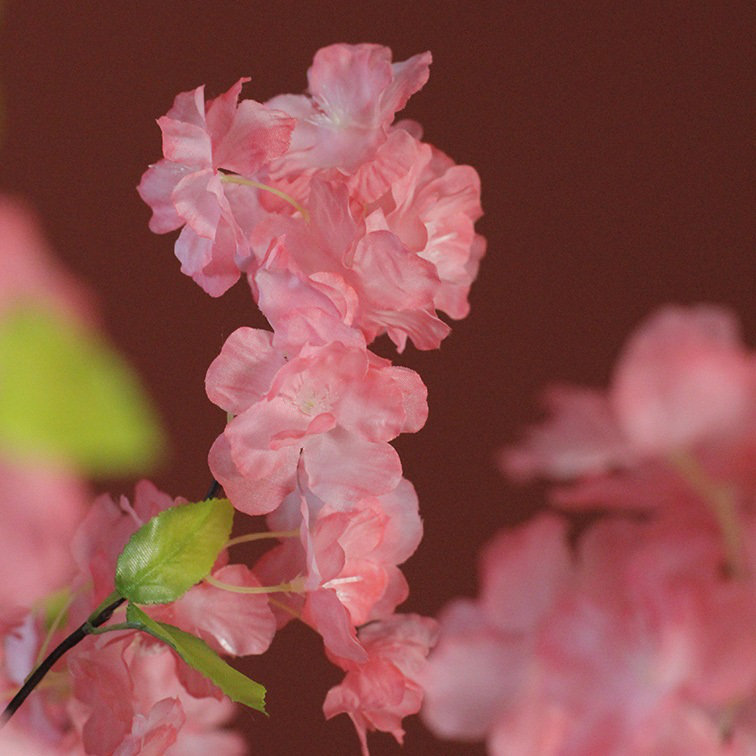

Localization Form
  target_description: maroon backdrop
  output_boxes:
[1,2,752,753]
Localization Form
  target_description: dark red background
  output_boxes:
[1,2,753,753]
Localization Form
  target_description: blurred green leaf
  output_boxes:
[126,603,266,713]
[115,498,233,604]
[0,305,163,475]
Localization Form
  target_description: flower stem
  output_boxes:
[204,573,305,595]
[268,597,301,619]
[33,589,75,667]
[225,529,299,549]
[1,594,126,724]
[219,173,309,220]
[668,451,746,578]
[204,478,222,500]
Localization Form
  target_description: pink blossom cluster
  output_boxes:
[138,43,484,752]
[1,482,258,754]
[422,305,756,753]
[138,43,484,349]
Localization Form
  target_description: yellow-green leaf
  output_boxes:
[126,604,266,713]
[0,305,163,476]
[115,498,233,604]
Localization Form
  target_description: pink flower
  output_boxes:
[149,563,276,657]
[366,132,486,320]
[1,609,244,755]
[253,237,365,354]
[138,79,294,295]
[324,613,439,755]
[0,456,88,611]
[0,195,94,322]
[501,305,756,480]
[72,480,277,661]
[252,177,450,351]
[254,472,422,663]
[69,634,244,756]
[1,612,77,751]
[72,479,177,603]
[266,44,431,175]
[549,435,756,522]
[2,479,252,754]
[207,331,427,514]
[613,305,755,454]
[0,722,70,755]
[140,46,485,353]
[345,227,448,352]
[422,513,756,753]
[502,384,636,481]
[422,516,572,746]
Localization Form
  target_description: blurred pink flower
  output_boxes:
[422,513,756,753]
[0,458,88,612]
[502,305,756,482]
[0,196,94,322]
[2,481,256,753]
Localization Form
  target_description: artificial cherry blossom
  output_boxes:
[207,332,427,513]
[266,43,431,175]
[138,78,294,295]
[255,471,423,663]
[324,613,438,756]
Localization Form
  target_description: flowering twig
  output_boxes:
[1,594,125,723]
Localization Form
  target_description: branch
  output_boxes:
[1,595,126,723]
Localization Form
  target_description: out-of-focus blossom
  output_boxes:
[0,458,88,611]
[0,196,94,322]
[423,512,756,754]
[502,305,756,483]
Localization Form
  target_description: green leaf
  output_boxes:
[126,604,266,713]
[0,305,163,476]
[115,498,234,604]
